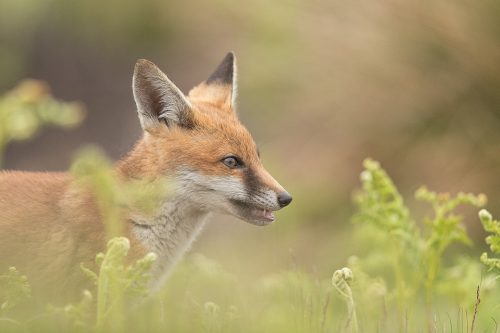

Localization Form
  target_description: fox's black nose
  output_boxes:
[278,192,293,208]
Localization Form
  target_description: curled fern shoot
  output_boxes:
[332,267,358,333]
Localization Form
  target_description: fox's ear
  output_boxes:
[133,59,194,132]
[189,52,237,110]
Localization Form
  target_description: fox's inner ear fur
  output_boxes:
[188,52,237,110]
[133,59,194,132]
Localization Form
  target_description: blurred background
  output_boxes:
[1,0,500,279]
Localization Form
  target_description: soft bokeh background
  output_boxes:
[1,0,500,279]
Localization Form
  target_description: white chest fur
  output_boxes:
[131,199,210,290]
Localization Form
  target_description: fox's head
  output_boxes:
[127,52,292,226]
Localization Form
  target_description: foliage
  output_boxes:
[0,80,84,167]
[70,147,171,237]
[81,237,157,331]
[0,152,499,332]
[0,92,498,331]
[351,159,498,330]
[332,267,358,333]
[354,159,487,309]
[479,209,500,272]
[48,290,93,329]
[0,267,31,313]
[64,147,167,331]
[0,238,157,333]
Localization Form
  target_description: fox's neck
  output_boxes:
[117,137,209,288]
[130,195,210,289]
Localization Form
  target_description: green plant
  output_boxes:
[81,237,157,331]
[48,290,93,330]
[69,148,168,331]
[479,209,500,273]
[70,147,171,237]
[416,186,486,303]
[354,159,420,309]
[0,80,84,167]
[353,158,488,327]
[0,267,31,313]
[332,267,358,333]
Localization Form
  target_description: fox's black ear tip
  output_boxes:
[206,52,236,85]
[225,51,235,61]
[224,52,237,67]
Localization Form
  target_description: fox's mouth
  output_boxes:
[250,207,275,223]
[230,200,278,226]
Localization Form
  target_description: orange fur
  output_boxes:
[0,171,148,302]
[0,53,291,304]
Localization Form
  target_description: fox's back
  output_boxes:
[0,171,68,226]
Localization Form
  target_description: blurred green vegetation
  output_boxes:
[1,0,500,331]
[0,80,83,166]
[0,132,497,331]
[479,210,500,272]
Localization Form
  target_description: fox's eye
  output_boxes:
[222,156,244,169]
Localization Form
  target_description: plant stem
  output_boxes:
[470,285,480,333]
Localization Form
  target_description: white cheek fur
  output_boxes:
[174,170,280,211]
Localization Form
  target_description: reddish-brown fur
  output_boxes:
[0,54,288,304]
[118,98,279,190]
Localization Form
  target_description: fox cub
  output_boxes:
[0,52,292,302]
